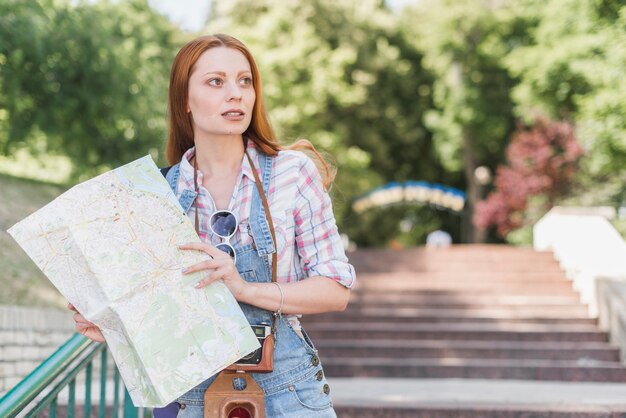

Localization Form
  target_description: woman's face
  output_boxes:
[187,47,256,140]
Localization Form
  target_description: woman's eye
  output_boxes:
[240,77,252,86]
[208,78,223,86]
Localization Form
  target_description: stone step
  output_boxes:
[354,279,574,292]
[304,322,608,342]
[330,378,626,417]
[348,294,582,306]
[334,405,626,418]
[349,251,562,272]
[314,339,620,361]
[356,271,569,281]
[343,300,590,314]
[305,311,597,325]
[309,306,591,320]
[322,357,626,382]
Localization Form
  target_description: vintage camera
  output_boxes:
[235,324,271,365]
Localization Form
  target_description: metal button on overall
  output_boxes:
[316,370,324,381]
[179,403,186,410]
[311,355,320,366]
[323,384,330,395]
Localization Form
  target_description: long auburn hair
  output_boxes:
[165,34,335,189]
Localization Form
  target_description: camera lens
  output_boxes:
[228,406,252,418]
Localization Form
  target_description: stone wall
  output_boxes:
[0,305,74,395]
[597,278,626,362]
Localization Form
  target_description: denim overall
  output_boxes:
[163,152,336,417]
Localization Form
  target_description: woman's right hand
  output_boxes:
[68,303,105,343]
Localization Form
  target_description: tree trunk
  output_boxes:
[461,128,486,243]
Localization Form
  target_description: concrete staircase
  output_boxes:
[302,245,626,417]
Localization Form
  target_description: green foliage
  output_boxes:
[398,0,528,243]
[506,0,626,207]
[207,0,443,246]
[0,0,178,179]
[401,0,523,174]
[3,0,624,248]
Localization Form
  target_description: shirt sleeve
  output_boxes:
[293,155,356,289]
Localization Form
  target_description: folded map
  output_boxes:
[7,155,260,407]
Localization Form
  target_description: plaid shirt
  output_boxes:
[177,141,356,293]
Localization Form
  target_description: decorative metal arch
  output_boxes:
[352,181,466,214]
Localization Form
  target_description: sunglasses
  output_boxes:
[209,210,238,264]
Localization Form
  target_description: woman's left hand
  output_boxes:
[179,242,249,298]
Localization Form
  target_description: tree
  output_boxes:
[474,118,583,237]
[0,0,179,179]
[400,0,530,242]
[506,0,626,209]
[207,0,444,246]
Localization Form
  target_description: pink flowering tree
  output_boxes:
[474,118,583,237]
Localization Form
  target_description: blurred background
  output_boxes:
[1,0,625,305]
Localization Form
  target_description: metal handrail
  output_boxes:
[0,333,142,418]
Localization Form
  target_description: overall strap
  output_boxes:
[163,163,198,215]
[247,152,276,258]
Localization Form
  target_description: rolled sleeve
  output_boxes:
[293,156,356,289]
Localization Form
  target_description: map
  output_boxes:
[7,156,260,407]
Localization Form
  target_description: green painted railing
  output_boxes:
[0,333,148,418]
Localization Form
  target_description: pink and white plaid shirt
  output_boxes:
[177,141,356,296]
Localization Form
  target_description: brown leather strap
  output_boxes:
[245,150,279,338]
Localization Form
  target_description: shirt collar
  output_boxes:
[241,139,260,181]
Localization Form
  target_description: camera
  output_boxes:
[236,324,271,365]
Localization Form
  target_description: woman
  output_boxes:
[70,34,356,417]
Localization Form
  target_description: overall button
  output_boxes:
[323,384,330,395]
[179,403,186,410]
[311,355,320,366]
[315,370,324,381]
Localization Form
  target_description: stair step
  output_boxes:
[314,339,620,361]
[334,403,626,417]
[348,294,581,305]
[331,377,626,417]
[355,280,574,292]
[322,357,626,382]
[309,307,591,320]
[306,310,597,325]
[350,286,580,302]
[304,323,608,342]
[356,272,569,281]
[341,305,590,315]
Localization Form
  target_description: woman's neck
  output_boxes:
[193,134,245,178]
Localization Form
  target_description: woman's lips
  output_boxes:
[222,110,245,121]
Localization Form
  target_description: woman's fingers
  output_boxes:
[182,258,220,275]
[179,242,220,256]
[72,312,105,343]
[179,242,244,295]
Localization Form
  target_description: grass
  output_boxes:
[0,173,68,307]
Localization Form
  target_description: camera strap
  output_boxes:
[244,150,279,338]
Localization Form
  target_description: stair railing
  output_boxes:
[0,333,147,418]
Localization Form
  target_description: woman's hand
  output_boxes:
[179,242,249,298]
[68,303,105,343]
